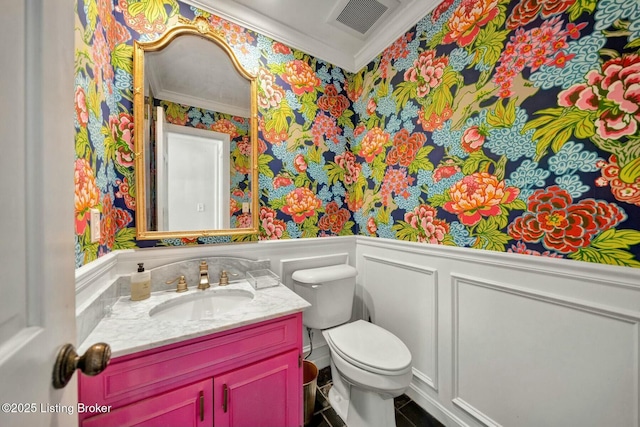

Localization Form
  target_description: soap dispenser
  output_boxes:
[131,262,151,301]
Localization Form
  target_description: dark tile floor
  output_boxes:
[306,366,444,427]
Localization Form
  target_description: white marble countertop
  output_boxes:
[79,281,310,358]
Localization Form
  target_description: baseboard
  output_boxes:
[303,342,331,370]
[406,383,469,427]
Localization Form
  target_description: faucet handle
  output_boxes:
[218,270,238,286]
[166,275,188,293]
[199,260,208,272]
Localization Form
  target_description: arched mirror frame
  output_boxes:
[133,16,259,240]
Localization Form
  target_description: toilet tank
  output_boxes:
[292,264,357,330]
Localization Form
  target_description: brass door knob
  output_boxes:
[52,343,111,389]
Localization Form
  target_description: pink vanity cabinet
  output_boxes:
[78,313,303,427]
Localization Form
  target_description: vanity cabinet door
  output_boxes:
[214,350,301,427]
[82,379,213,427]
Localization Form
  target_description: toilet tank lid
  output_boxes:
[292,264,357,284]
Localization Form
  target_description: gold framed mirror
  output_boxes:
[133,16,259,240]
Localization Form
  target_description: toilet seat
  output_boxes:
[325,320,412,375]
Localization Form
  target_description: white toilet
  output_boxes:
[292,264,412,427]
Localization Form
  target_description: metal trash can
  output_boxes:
[302,360,318,425]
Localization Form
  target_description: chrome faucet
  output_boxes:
[198,261,210,290]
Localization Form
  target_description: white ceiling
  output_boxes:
[184,0,442,73]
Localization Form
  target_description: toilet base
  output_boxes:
[328,364,398,427]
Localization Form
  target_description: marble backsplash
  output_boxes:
[76,257,271,344]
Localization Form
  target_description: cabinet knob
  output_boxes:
[52,343,111,389]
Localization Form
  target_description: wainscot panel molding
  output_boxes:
[355,236,640,427]
[77,236,640,426]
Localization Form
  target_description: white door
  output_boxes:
[0,1,79,426]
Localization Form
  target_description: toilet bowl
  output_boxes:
[292,265,413,427]
[323,320,412,427]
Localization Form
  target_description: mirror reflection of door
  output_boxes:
[156,107,230,231]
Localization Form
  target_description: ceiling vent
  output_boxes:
[334,0,389,35]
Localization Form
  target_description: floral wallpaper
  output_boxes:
[74,0,640,269]
[74,0,356,266]
[350,0,640,267]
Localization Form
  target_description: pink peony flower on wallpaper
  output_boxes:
[294,154,308,172]
[381,167,415,206]
[443,0,500,47]
[507,0,576,29]
[508,186,626,253]
[358,127,390,162]
[100,194,132,249]
[404,205,450,244]
[460,126,486,153]
[273,176,293,189]
[281,59,320,95]
[366,98,377,115]
[595,155,640,206]
[335,151,361,185]
[258,68,285,109]
[236,212,252,228]
[110,113,135,167]
[115,177,135,210]
[558,54,640,140]
[433,160,461,183]
[444,173,520,226]
[319,202,350,234]
[366,217,378,235]
[404,50,448,97]
[507,242,564,258]
[74,158,100,235]
[312,112,342,145]
[259,207,285,240]
[282,187,322,223]
[272,42,291,55]
[74,86,89,126]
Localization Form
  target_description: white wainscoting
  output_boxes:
[356,236,640,427]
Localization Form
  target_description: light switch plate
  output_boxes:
[242,202,250,213]
[90,208,101,243]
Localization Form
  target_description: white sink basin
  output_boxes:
[149,289,254,321]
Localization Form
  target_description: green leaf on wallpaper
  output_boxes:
[570,247,640,267]
[567,0,597,21]
[269,197,286,210]
[75,127,91,159]
[301,217,320,238]
[112,44,134,74]
[502,198,526,211]
[472,22,509,67]
[87,84,101,118]
[619,157,640,184]
[428,192,448,208]
[392,82,417,114]
[84,0,99,39]
[626,37,640,49]
[258,154,274,178]
[101,126,117,161]
[392,221,420,242]
[487,98,517,128]
[300,92,318,122]
[339,222,355,236]
[326,162,345,186]
[591,229,640,249]
[294,173,310,188]
[307,146,323,164]
[494,155,507,181]
[114,228,138,250]
[232,234,258,243]
[377,206,390,224]
[462,150,491,175]
[431,84,454,116]
[409,150,435,174]
[474,220,511,251]
[523,107,596,160]
[371,155,386,183]
[338,112,354,129]
[293,50,305,60]
[495,207,511,229]
[268,63,286,76]
[427,28,447,50]
[269,100,294,134]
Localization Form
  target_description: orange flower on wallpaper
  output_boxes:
[444,173,520,226]
[443,0,500,47]
[282,187,322,223]
[319,202,350,234]
[74,158,100,235]
[358,127,390,162]
[211,118,239,138]
[281,60,320,95]
[386,129,426,167]
[317,84,350,118]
